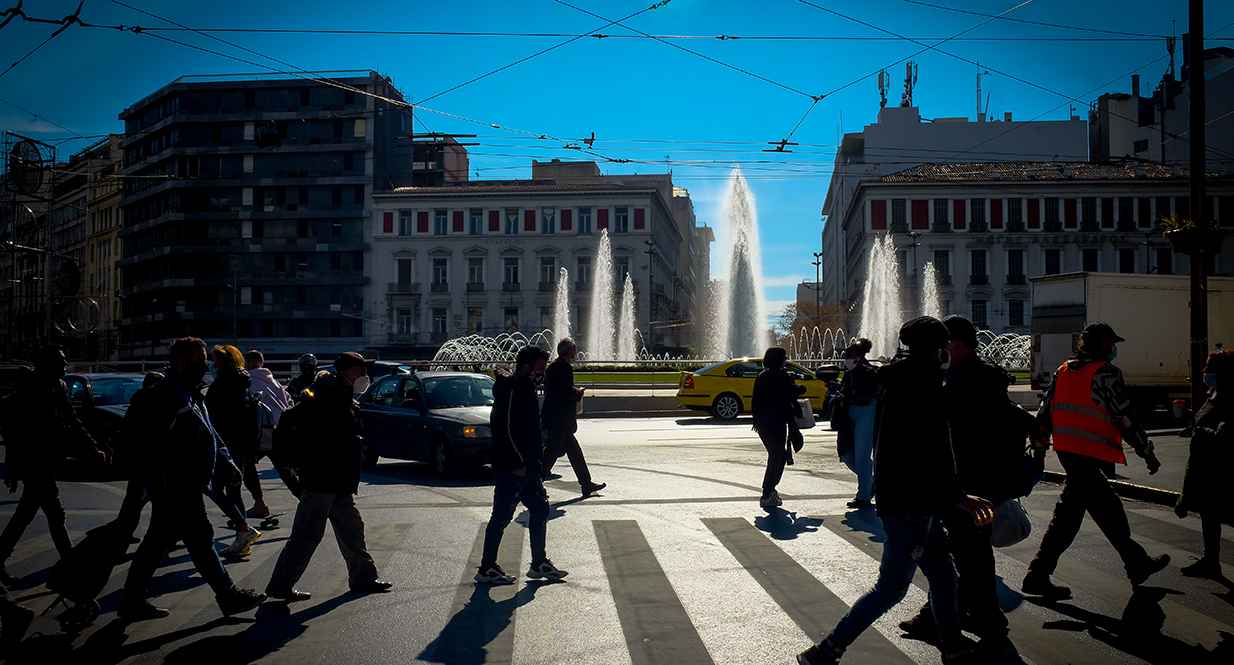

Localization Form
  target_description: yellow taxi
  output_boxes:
[676,358,828,420]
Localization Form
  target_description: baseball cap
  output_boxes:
[333,351,376,372]
[1081,322,1125,343]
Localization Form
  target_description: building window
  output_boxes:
[970,198,986,231]
[1133,139,1149,153]
[398,210,414,236]
[1045,249,1062,275]
[614,256,630,281]
[541,208,556,234]
[891,199,907,232]
[504,257,520,285]
[505,207,519,234]
[933,198,950,232]
[614,206,629,233]
[1081,197,1097,230]
[578,207,592,234]
[468,257,484,285]
[1007,198,1023,230]
[395,308,414,334]
[1157,247,1173,274]
[1082,248,1099,271]
[1118,197,1134,230]
[468,307,483,333]
[396,258,413,285]
[469,208,483,235]
[1007,249,1024,282]
[432,308,448,334]
[1045,198,1061,230]
[1156,196,1171,221]
[972,300,987,328]
[540,257,557,284]
[1119,248,1136,273]
[577,256,592,284]
[970,249,987,284]
[1008,300,1024,327]
[504,307,519,333]
[540,306,553,329]
[933,250,950,283]
[434,209,448,235]
[1138,197,1152,228]
[432,258,448,285]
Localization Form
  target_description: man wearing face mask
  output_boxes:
[0,346,107,586]
[1022,323,1168,600]
[265,352,391,601]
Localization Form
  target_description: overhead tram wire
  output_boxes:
[898,0,1169,38]
[0,96,86,139]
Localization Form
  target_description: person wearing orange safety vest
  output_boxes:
[1021,322,1168,600]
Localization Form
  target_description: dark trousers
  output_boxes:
[207,475,248,529]
[758,422,788,494]
[242,455,263,501]
[918,516,1008,639]
[0,471,71,563]
[480,468,548,569]
[267,489,378,592]
[1029,450,1150,577]
[123,491,234,601]
[541,429,592,485]
[114,477,149,537]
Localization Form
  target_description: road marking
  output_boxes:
[595,520,713,665]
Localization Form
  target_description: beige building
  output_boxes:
[84,135,124,360]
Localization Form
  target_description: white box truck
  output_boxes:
[1030,272,1234,411]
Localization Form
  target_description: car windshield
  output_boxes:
[421,376,495,409]
[90,377,143,405]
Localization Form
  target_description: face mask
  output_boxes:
[185,360,208,385]
[353,375,371,393]
[938,349,950,367]
[1108,345,1118,362]
[1204,373,1219,389]
[844,358,857,370]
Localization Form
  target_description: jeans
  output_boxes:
[828,515,965,655]
[758,421,788,493]
[541,430,593,485]
[0,471,71,563]
[267,489,378,592]
[1029,451,1150,577]
[847,402,876,502]
[123,490,234,602]
[480,468,549,568]
[917,515,1008,638]
[242,455,263,501]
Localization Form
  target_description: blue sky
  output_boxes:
[3,0,1233,320]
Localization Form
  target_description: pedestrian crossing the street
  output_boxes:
[4,477,1233,665]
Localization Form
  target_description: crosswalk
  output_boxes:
[2,459,1233,663]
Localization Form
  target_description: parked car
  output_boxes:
[676,358,828,420]
[62,373,146,458]
[357,371,495,474]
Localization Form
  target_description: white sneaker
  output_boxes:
[221,528,261,557]
[759,491,783,508]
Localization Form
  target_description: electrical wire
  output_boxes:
[898,0,1169,38]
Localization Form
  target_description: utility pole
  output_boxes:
[1188,0,1207,411]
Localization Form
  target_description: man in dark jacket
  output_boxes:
[541,338,605,496]
[0,346,107,586]
[798,317,994,665]
[474,345,567,585]
[752,346,805,509]
[900,315,1036,644]
[119,337,265,620]
[265,352,390,601]
[287,353,318,403]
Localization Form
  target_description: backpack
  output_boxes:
[271,395,314,469]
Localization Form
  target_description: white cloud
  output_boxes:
[761,274,805,287]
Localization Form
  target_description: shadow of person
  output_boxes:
[839,511,886,545]
[419,582,543,664]
[754,508,822,540]
[361,463,493,489]
[994,575,1026,614]
[674,417,751,427]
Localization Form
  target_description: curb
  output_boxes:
[1040,470,1180,507]
[584,409,686,419]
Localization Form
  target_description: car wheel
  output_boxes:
[361,437,379,469]
[432,436,455,476]
[712,393,742,420]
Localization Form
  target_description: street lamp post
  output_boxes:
[811,252,823,325]
[644,238,658,345]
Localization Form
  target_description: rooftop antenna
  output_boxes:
[1167,27,1176,79]
[878,70,888,109]
[901,62,917,107]
[977,62,991,120]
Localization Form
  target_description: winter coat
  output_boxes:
[287,372,317,403]
[490,370,543,471]
[541,357,581,433]
[872,353,967,517]
[944,353,1037,503]
[127,376,236,499]
[204,367,259,459]
[752,367,804,433]
[295,373,363,495]
[248,367,294,426]
[1,370,99,480]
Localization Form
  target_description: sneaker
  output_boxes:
[474,565,515,585]
[898,610,938,642]
[265,587,311,602]
[527,559,569,581]
[246,501,271,519]
[846,499,873,509]
[0,604,34,646]
[581,482,606,497]
[759,490,783,509]
[544,473,563,481]
[797,638,843,665]
[221,528,261,557]
[217,588,265,616]
[1128,554,1171,586]
[117,599,170,621]
[1180,556,1222,579]
[1021,572,1071,600]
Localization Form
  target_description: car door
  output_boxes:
[394,376,431,461]
[724,361,763,411]
[359,376,400,457]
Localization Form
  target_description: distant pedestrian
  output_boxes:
[899,315,1036,645]
[119,337,265,620]
[244,349,293,519]
[0,346,108,586]
[287,353,318,403]
[113,372,164,539]
[474,345,567,585]
[797,317,994,665]
[265,352,392,601]
[752,346,805,509]
[1023,323,1168,599]
[1173,348,1234,579]
[541,338,605,497]
[205,345,262,557]
[836,339,877,509]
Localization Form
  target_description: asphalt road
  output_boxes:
[1,417,1232,664]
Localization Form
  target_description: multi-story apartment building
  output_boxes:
[370,159,709,357]
[836,161,1234,334]
[84,135,124,360]
[116,71,413,359]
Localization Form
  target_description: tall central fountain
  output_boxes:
[709,170,768,358]
[553,266,571,350]
[858,233,902,359]
[587,229,616,360]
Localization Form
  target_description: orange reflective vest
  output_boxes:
[1051,361,1126,464]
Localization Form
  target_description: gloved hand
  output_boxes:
[1145,451,1161,475]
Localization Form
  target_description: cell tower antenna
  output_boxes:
[878,70,888,109]
[977,62,991,119]
[901,62,917,107]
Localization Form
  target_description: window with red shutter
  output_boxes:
[1028,199,1040,229]
[911,200,928,230]
[453,210,464,233]
[417,211,428,233]
[870,200,887,230]
[561,209,573,231]
[952,200,966,230]
[524,210,536,232]
[634,208,646,230]
[598,208,610,230]
[990,199,1003,229]
[488,210,500,232]
[383,211,393,234]
[1064,199,1077,228]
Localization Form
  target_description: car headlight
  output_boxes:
[463,425,491,438]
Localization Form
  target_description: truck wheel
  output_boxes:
[712,393,742,420]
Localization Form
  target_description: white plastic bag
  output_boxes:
[795,398,815,430]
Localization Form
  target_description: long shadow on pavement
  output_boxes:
[754,507,822,540]
[360,462,492,489]
[419,581,551,664]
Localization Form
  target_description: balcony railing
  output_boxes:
[937,274,953,286]
[970,274,990,286]
[430,282,449,293]
[466,282,485,292]
[538,282,556,292]
[1044,220,1063,232]
[1006,274,1027,285]
[1006,220,1026,233]
[387,282,420,294]
[932,220,952,233]
[890,220,909,234]
[1080,220,1100,232]
[502,282,521,292]
[969,220,989,233]
[387,332,419,344]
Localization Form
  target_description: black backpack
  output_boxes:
[271,395,315,469]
